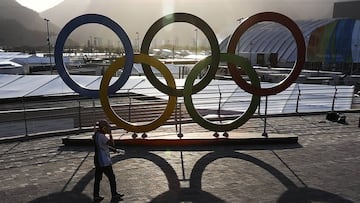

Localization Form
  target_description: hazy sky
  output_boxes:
[18,0,352,18]
[20,0,355,47]
[18,0,356,26]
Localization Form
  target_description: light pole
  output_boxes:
[237,17,244,23]
[236,18,244,55]
[249,41,254,65]
[94,37,97,48]
[136,32,139,53]
[195,29,198,60]
[89,36,93,53]
[44,18,52,74]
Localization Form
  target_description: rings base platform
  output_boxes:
[62,131,298,147]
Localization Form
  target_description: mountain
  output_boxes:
[0,0,59,48]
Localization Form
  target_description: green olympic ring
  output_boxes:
[141,12,220,97]
[184,53,260,132]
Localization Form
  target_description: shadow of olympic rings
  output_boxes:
[29,149,354,202]
[186,151,353,203]
[117,150,354,202]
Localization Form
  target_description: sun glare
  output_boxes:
[16,0,64,12]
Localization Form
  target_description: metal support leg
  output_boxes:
[262,96,268,137]
[177,102,183,138]
[22,97,28,137]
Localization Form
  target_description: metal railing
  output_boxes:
[0,83,358,140]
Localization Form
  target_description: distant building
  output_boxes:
[219,1,360,76]
[0,61,24,74]
[333,1,360,19]
[0,51,68,74]
[0,52,31,74]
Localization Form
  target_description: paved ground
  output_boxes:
[0,112,360,203]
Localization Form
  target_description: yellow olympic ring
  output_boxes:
[100,54,177,133]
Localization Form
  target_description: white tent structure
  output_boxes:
[0,74,354,114]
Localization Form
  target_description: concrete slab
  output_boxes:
[62,131,298,147]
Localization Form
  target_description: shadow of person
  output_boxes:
[110,197,124,203]
[28,191,92,203]
[28,165,95,203]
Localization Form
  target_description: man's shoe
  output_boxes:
[93,196,104,202]
[112,193,124,199]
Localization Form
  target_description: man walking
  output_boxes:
[93,119,124,202]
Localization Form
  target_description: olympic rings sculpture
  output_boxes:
[55,12,305,134]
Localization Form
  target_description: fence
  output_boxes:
[0,83,358,140]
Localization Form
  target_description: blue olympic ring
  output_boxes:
[54,14,134,98]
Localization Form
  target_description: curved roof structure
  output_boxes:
[0,74,353,114]
[219,19,360,63]
[308,19,360,63]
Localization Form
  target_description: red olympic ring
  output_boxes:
[227,12,306,96]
